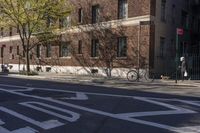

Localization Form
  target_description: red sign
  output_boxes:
[177,28,184,35]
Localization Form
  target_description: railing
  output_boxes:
[187,54,200,80]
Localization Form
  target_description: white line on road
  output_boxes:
[0,83,134,99]
[0,83,200,133]
[0,107,64,130]
[0,119,37,133]
[59,92,88,100]
[20,102,80,122]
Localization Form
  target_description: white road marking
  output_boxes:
[0,107,64,130]
[0,83,200,133]
[20,102,80,122]
[178,100,200,107]
[59,92,88,100]
[12,88,35,92]
[0,119,37,133]
[0,83,134,99]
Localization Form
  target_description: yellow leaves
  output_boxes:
[0,0,72,30]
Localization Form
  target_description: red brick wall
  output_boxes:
[0,0,153,70]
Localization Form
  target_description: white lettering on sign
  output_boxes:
[20,102,80,122]
[0,107,64,130]
[0,119,37,133]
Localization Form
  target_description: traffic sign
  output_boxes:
[177,28,184,35]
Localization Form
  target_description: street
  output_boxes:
[0,77,200,133]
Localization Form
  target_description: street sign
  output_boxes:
[177,28,184,35]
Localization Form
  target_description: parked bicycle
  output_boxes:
[127,67,155,82]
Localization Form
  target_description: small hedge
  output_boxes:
[19,71,38,76]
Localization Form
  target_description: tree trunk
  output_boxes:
[26,50,30,75]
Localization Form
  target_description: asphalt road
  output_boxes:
[0,76,200,133]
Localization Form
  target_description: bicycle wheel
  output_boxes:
[144,71,155,82]
[127,70,138,82]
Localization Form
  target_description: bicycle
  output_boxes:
[127,67,155,82]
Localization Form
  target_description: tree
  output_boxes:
[0,0,72,74]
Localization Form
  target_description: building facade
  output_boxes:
[0,0,199,77]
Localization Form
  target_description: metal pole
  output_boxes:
[137,22,141,81]
[1,46,4,72]
[175,33,179,83]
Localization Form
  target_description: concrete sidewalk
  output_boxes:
[4,72,200,97]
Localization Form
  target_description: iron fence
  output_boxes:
[187,54,200,80]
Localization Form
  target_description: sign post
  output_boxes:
[175,28,184,83]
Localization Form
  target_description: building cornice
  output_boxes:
[0,15,154,43]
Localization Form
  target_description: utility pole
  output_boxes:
[176,28,184,83]
[137,22,141,81]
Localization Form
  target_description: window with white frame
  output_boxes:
[46,43,51,58]
[92,5,100,23]
[36,44,42,58]
[1,27,4,37]
[17,45,19,55]
[60,16,71,28]
[60,41,71,57]
[118,0,128,19]
[117,37,127,57]
[78,40,83,54]
[91,39,99,57]
[78,8,83,23]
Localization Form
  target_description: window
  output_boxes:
[160,37,165,57]
[60,42,71,57]
[118,0,128,19]
[59,16,71,28]
[78,8,83,23]
[198,19,200,32]
[91,39,99,57]
[92,5,100,23]
[1,47,3,58]
[181,10,189,29]
[1,27,4,37]
[36,44,41,58]
[9,46,13,53]
[78,40,82,54]
[9,27,12,36]
[117,37,127,57]
[17,25,19,33]
[17,46,19,55]
[9,46,14,59]
[161,0,166,22]
[171,5,176,24]
[46,43,51,58]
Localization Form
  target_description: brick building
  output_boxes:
[0,0,199,77]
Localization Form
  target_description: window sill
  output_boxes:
[44,57,52,59]
[90,57,99,59]
[60,56,72,59]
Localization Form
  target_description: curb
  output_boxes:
[5,74,200,88]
